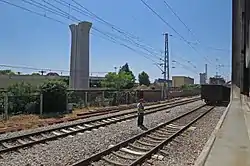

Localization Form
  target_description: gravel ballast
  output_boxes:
[0,100,204,166]
[143,106,226,166]
[0,97,196,140]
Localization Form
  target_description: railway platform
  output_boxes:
[195,93,250,166]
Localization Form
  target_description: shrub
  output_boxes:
[7,82,39,115]
[39,80,67,114]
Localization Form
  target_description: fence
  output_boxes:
[0,88,201,120]
[0,93,41,120]
[67,90,138,108]
[0,95,4,119]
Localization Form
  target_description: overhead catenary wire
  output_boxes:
[60,0,164,59]
[31,0,162,60]
[163,0,231,53]
[1,0,201,75]
[40,0,163,60]
[139,0,213,65]
[0,64,109,74]
[70,0,162,53]
[0,0,163,65]
[0,0,67,25]
[172,60,199,75]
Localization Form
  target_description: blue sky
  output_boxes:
[0,0,232,83]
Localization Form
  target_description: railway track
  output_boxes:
[0,98,199,155]
[70,104,214,166]
[76,97,183,117]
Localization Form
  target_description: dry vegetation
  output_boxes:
[0,107,96,130]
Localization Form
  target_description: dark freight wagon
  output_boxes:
[201,84,230,105]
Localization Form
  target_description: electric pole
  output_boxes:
[39,70,46,76]
[163,33,170,99]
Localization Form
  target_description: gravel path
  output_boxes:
[0,100,203,166]
[143,106,226,166]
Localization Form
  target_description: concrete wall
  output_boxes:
[231,0,250,97]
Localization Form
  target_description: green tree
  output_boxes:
[0,70,16,75]
[7,82,35,95]
[118,63,135,89]
[101,71,134,90]
[7,82,38,114]
[138,71,150,86]
[31,73,40,76]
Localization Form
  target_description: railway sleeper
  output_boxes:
[1,142,12,149]
[135,140,155,147]
[147,134,166,141]
[128,143,151,151]
[40,133,51,138]
[150,132,169,138]
[29,136,39,141]
[76,125,86,129]
[68,127,78,131]
[52,131,63,136]
[154,130,170,136]
[60,129,72,133]
[112,151,137,160]
[102,119,111,123]
[101,156,128,166]
[84,124,94,128]
[120,147,146,156]
[142,137,162,144]
[159,128,178,133]
[16,139,27,145]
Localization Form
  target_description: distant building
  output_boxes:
[172,76,194,87]
[154,79,172,87]
[209,76,225,85]
[199,73,206,84]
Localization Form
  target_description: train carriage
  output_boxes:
[201,84,230,105]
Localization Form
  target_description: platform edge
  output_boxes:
[193,102,231,166]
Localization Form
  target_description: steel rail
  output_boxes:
[0,98,197,143]
[0,98,199,154]
[128,106,214,166]
[70,104,210,166]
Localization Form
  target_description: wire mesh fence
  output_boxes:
[67,90,139,108]
[7,93,40,116]
[0,89,200,120]
[0,95,4,119]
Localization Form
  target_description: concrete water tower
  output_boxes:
[69,21,92,90]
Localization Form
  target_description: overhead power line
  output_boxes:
[0,64,109,74]
[0,0,163,64]
[0,0,67,24]
[57,0,164,57]
[172,60,199,75]
[139,0,213,65]
[163,1,231,53]
[163,1,197,40]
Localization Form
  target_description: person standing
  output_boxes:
[137,98,145,127]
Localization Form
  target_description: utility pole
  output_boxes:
[163,33,170,99]
[39,70,46,76]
